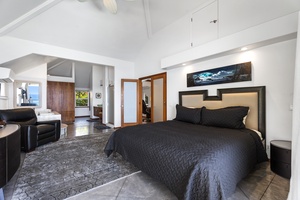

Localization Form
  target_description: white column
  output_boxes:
[288,11,300,200]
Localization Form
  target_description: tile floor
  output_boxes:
[66,161,290,200]
[3,117,290,200]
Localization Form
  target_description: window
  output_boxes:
[0,83,6,97]
[75,90,89,107]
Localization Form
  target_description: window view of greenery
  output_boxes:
[75,90,89,107]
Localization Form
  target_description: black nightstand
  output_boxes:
[270,140,291,179]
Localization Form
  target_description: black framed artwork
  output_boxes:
[187,62,252,87]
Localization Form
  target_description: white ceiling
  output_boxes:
[0,0,209,62]
[0,0,209,87]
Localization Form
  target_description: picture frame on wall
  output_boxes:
[95,92,101,99]
[187,62,252,87]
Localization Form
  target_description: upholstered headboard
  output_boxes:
[179,86,266,139]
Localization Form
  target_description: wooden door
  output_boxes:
[121,79,139,127]
[138,72,167,124]
[151,73,167,122]
[47,81,75,123]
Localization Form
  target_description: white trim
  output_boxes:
[0,0,63,36]
[161,12,298,69]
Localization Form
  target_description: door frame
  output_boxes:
[121,79,139,127]
[138,72,167,124]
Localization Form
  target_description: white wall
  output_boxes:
[135,1,300,77]
[91,65,104,118]
[136,38,296,157]
[167,40,296,155]
[135,15,190,77]
[218,0,300,38]
[134,9,298,156]
[288,11,300,200]
[0,36,135,127]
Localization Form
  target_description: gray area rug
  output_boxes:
[11,133,138,200]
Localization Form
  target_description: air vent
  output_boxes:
[0,77,14,83]
[0,67,15,83]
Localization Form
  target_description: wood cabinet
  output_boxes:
[94,106,103,122]
[47,81,75,123]
[270,140,291,179]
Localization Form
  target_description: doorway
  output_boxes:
[141,79,151,123]
[121,73,167,127]
[107,85,114,124]
[139,72,167,124]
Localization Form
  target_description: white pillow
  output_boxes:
[251,129,263,141]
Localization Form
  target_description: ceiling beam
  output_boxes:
[47,59,68,71]
[0,0,63,36]
[142,0,152,39]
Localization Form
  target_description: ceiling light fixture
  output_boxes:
[103,0,118,14]
[79,0,135,14]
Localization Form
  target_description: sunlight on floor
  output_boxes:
[73,126,90,137]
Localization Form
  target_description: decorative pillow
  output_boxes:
[201,106,249,129]
[174,104,202,124]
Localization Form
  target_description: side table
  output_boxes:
[270,140,291,179]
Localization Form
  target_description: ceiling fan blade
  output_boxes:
[103,0,118,14]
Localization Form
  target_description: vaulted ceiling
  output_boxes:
[0,0,211,88]
[0,0,209,62]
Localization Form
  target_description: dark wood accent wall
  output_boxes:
[47,81,75,123]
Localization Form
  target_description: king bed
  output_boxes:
[104,86,268,200]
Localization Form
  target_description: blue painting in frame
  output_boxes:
[187,62,252,87]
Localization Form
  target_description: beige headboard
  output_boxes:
[179,86,266,139]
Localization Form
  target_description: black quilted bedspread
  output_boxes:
[104,120,268,200]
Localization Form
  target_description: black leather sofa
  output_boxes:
[0,108,61,152]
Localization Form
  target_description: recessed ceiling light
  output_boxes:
[241,47,248,51]
[182,63,186,66]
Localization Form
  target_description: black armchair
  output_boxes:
[0,108,61,152]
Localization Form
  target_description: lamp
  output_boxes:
[103,0,118,14]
